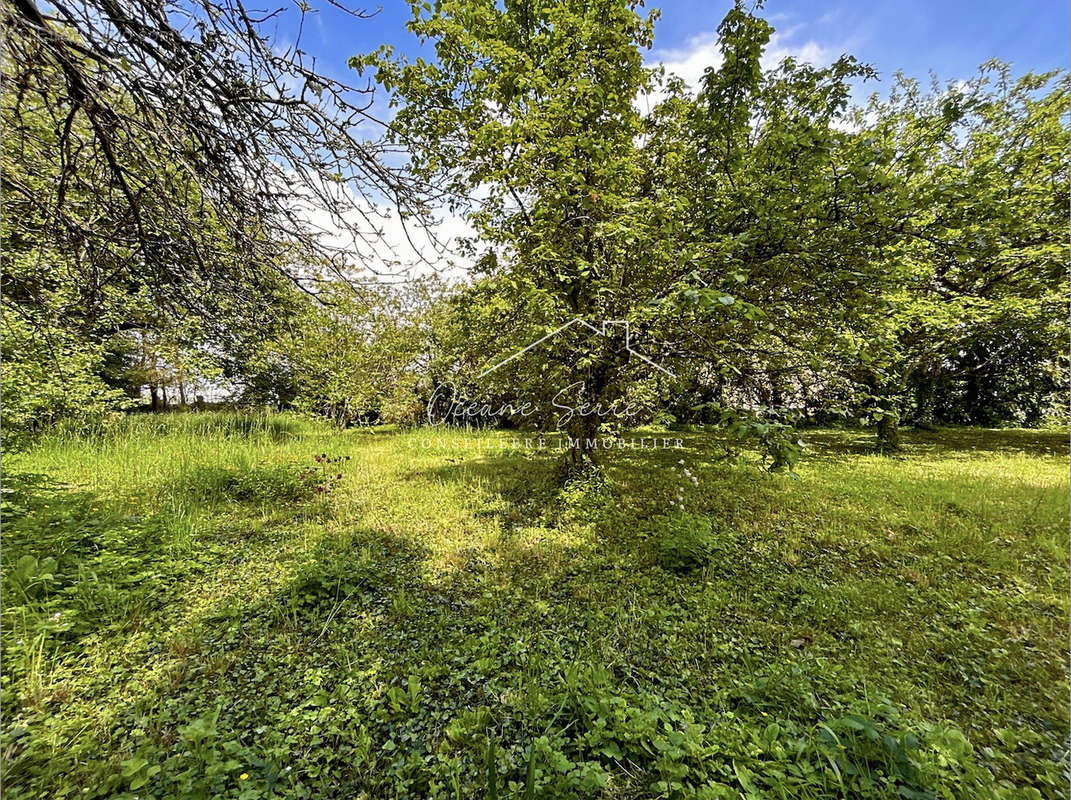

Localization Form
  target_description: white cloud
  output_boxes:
[289,172,476,286]
[646,26,837,96]
[652,30,724,93]
[765,33,835,71]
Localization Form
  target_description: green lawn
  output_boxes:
[2,414,1068,799]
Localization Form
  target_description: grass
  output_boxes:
[1,412,1068,799]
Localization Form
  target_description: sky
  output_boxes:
[289,0,1069,93]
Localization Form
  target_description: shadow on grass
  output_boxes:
[903,427,1069,456]
[1,470,441,795]
[803,426,1069,457]
[1,472,182,642]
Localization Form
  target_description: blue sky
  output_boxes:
[290,0,1069,93]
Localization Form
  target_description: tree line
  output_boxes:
[2,0,1067,467]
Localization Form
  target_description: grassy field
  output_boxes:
[2,413,1068,799]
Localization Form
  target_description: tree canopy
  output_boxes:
[2,0,1066,459]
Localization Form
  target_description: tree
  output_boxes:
[355,0,673,473]
[357,1,907,472]
[229,279,440,426]
[0,307,130,448]
[1,82,293,437]
[645,7,908,451]
[3,0,426,316]
[2,0,431,439]
[867,65,1069,434]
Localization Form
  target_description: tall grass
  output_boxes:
[2,412,1067,798]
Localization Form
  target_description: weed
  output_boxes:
[656,513,720,573]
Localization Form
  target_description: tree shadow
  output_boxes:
[802,426,1069,457]
[902,427,1069,456]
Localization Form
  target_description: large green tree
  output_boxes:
[357,1,909,471]
[645,8,910,451]
[355,0,676,472]
[868,65,1069,432]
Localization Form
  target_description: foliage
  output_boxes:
[2,0,422,303]
[1,70,290,441]
[2,0,1064,449]
[656,513,716,573]
[1,413,1067,798]
[353,0,1019,465]
[354,0,674,469]
[866,64,1070,430]
[649,7,908,440]
[0,2,425,443]
[0,313,132,448]
[228,280,441,426]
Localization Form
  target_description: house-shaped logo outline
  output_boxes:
[477,318,675,379]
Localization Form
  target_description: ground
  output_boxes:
[2,414,1068,799]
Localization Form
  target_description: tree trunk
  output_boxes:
[149,384,160,412]
[770,371,784,408]
[876,404,901,452]
[914,377,936,430]
[867,372,901,453]
[562,412,602,478]
[560,362,613,480]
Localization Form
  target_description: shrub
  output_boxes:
[1,315,131,449]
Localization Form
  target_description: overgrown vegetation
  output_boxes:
[1,0,1067,796]
[3,2,1066,460]
[2,413,1067,798]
